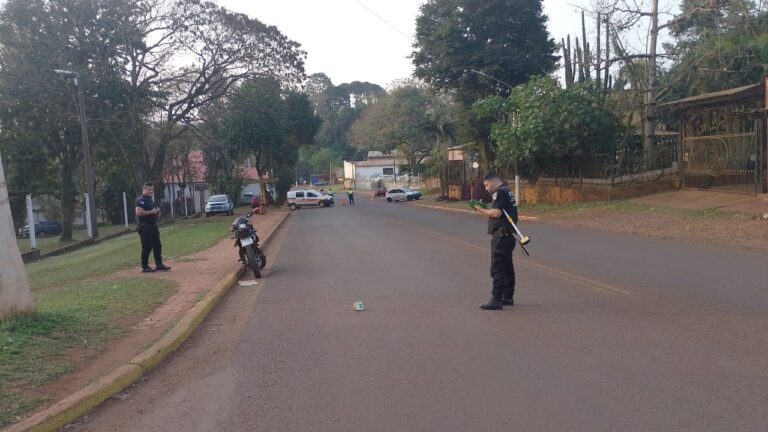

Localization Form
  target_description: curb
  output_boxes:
[414,202,539,221]
[6,211,292,432]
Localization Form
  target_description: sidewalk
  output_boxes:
[6,209,290,431]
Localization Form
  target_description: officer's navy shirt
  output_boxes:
[135,194,157,225]
[487,185,518,235]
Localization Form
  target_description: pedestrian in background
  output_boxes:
[135,182,171,273]
[472,172,518,310]
[347,189,355,205]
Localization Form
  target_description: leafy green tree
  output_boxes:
[348,85,444,175]
[663,0,768,97]
[412,0,557,168]
[222,78,288,202]
[475,77,619,180]
[0,0,138,240]
[313,81,385,159]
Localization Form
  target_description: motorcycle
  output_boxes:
[232,211,267,278]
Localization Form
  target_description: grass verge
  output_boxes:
[1,216,232,427]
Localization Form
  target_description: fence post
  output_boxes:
[123,192,128,228]
[26,194,36,249]
[84,192,93,239]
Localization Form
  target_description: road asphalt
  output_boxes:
[69,199,768,432]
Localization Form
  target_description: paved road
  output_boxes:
[72,199,768,432]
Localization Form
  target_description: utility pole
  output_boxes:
[643,0,659,168]
[55,69,98,239]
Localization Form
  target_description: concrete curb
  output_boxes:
[414,202,539,221]
[6,211,292,432]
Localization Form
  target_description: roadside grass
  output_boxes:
[0,216,232,427]
[15,224,131,254]
[26,217,231,291]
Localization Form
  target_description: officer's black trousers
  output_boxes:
[490,232,516,300]
[138,223,162,268]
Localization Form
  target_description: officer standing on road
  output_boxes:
[472,172,518,310]
[135,182,171,273]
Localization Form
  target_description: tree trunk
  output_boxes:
[0,153,35,319]
[643,0,659,167]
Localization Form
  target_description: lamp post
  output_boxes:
[54,69,98,239]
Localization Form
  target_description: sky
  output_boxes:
[215,1,677,88]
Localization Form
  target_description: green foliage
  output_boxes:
[412,0,557,100]
[312,80,385,159]
[349,85,455,175]
[475,77,620,176]
[663,1,768,97]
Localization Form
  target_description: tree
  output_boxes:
[312,81,385,159]
[222,78,288,204]
[412,0,557,168]
[348,85,440,175]
[112,0,306,195]
[0,153,35,319]
[663,0,768,97]
[0,0,139,241]
[474,77,620,181]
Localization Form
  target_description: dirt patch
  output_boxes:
[526,206,768,251]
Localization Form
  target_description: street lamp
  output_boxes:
[54,69,98,239]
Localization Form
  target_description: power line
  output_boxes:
[353,0,414,42]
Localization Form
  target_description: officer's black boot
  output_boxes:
[502,296,514,306]
[480,297,504,310]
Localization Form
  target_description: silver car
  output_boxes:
[205,194,234,217]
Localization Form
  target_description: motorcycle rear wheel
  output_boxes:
[246,245,262,278]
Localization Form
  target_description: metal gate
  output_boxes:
[682,132,760,194]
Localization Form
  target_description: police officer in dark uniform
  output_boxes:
[472,172,518,310]
[135,182,171,273]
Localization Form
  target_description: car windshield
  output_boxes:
[209,195,227,203]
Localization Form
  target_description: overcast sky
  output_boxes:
[216,1,677,88]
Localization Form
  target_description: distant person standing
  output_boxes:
[347,189,355,205]
[135,182,171,273]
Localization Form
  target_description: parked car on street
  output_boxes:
[374,186,387,197]
[205,194,234,217]
[385,188,421,202]
[286,189,334,210]
[18,220,63,237]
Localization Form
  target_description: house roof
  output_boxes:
[349,159,395,167]
[164,150,263,184]
[658,83,765,110]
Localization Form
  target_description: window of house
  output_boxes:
[383,167,394,175]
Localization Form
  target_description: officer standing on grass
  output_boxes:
[135,182,171,273]
[472,172,518,310]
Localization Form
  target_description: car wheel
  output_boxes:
[407,195,413,201]
[289,203,297,211]
[319,201,326,208]
[386,197,393,202]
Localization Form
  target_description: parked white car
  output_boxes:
[286,189,334,210]
[205,194,234,217]
[385,188,421,202]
